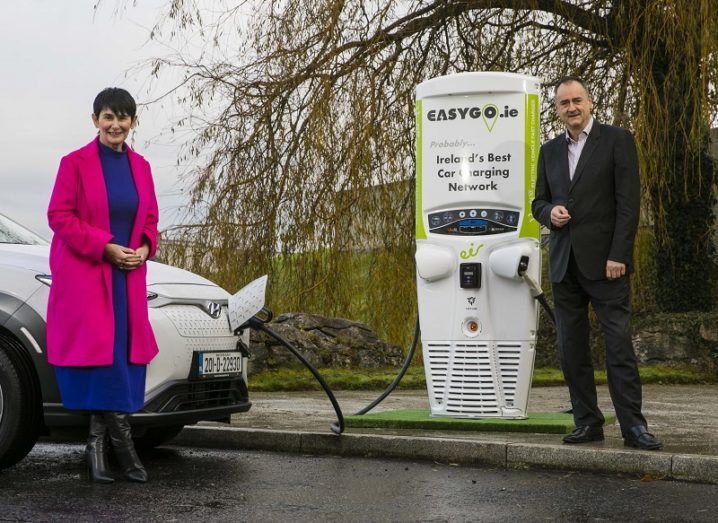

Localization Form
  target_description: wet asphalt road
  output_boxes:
[1,443,717,522]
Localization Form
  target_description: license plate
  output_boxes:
[196,351,243,378]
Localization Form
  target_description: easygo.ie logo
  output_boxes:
[426,104,519,132]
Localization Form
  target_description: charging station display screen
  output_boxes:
[427,208,520,236]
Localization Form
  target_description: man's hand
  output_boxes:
[606,260,626,280]
[550,205,571,228]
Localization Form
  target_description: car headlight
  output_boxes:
[35,274,52,286]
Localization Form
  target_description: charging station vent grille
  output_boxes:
[496,343,522,407]
[426,342,502,415]
[446,343,498,415]
[425,343,451,405]
[424,341,532,416]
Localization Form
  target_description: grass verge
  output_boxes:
[248,364,715,392]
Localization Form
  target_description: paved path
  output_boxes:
[174,384,718,484]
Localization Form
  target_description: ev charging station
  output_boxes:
[221,72,543,434]
[415,72,541,418]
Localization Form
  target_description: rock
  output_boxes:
[632,312,718,370]
[247,312,404,373]
[700,321,718,343]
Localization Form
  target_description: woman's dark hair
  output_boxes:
[93,88,137,117]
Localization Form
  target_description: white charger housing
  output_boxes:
[415,72,541,418]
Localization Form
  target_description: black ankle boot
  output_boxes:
[105,412,148,483]
[86,413,114,483]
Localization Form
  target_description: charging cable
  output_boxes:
[243,308,345,434]
[354,318,421,416]
[517,255,556,325]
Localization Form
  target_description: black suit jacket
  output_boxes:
[531,121,640,283]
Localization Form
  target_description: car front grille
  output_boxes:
[161,304,232,337]
[144,379,248,413]
[156,303,238,351]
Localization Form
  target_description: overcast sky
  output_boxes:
[0,1,189,238]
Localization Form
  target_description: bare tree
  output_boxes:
[131,0,717,342]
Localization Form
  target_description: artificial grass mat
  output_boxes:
[345,408,616,434]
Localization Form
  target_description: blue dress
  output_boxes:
[54,141,147,413]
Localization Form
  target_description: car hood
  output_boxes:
[0,244,51,274]
[0,244,224,293]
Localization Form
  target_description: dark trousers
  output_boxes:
[552,253,646,433]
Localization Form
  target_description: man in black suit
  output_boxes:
[532,76,661,450]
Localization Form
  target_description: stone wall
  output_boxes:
[536,311,718,373]
[247,312,404,373]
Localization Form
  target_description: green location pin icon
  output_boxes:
[482,103,499,132]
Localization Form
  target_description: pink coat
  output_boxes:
[47,137,159,366]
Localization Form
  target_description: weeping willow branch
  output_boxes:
[136,0,717,344]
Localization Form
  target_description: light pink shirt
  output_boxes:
[566,116,594,180]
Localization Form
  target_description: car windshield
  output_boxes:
[0,214,48,245]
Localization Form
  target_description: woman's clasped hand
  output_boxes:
[103,243,150,271]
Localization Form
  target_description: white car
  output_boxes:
[0,214,251,469]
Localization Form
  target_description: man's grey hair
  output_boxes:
[554,76,592,99]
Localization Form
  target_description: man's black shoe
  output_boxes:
[623,426,662,450]
[563,425,604,444]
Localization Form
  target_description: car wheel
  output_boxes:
[133,424,185,449]
[0,334,43,469]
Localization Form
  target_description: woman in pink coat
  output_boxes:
[47,88,159,484]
